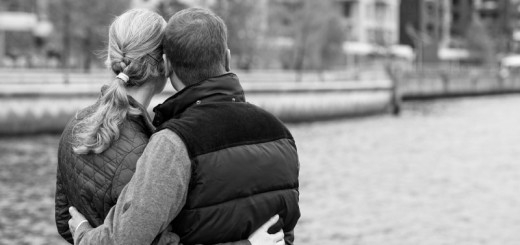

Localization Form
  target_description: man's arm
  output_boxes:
[74,130,191,245]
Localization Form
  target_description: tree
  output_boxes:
[320,14,345,70]
[158,0,269,70]
[466,13,496,65]
[212,0,267,70]
[157,0,189,20]
[267,0,344,78]
[48,0,129,71]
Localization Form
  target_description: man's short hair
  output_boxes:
[163,8,228,86]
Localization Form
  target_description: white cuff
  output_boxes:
[75,220,89,233]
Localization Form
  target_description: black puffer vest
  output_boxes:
[55,96,154,243]
[153,73,300,244]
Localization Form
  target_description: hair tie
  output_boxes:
[116,73,129,83]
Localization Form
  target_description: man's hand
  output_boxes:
[248,215,285,245]
[68,206,89,239]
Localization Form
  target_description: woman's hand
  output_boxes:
[68,206,89,239]
[248,215,285,245]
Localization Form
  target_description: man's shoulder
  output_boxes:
[150,129,185,147]
[137,128,191,172]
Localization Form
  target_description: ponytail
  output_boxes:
[71,9,166,155]
[72,77,140,154]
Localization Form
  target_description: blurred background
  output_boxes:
[4,0,520,71]
[1,0,520,245]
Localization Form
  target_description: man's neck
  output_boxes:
[174,68,229,90]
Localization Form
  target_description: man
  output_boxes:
[68,8,300,245]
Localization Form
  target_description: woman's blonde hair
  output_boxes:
[72,9,167,154]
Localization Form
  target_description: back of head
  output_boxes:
[107,8,166,83]
[73,9,166,154]
[163,8,228,86]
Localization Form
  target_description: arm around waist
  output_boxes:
[75,130,192,245]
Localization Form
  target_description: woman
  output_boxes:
[55,9,281,245]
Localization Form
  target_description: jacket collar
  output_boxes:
[128,96,155,135]
[152,73,245,126]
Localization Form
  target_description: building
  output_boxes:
[475,0,515,53]
[334,0,415,60]
[399,0,451,63]
[510,0,520,52]
[336,0,401,54]
[450,0,474,45]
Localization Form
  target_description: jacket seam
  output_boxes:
[106,139,147,209]
[191,136,295,159]
[186,187,299,210]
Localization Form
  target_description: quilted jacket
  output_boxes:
[55,96,154,244]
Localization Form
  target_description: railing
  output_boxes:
[0,68,396,135]
[0,66,389,84]
[392,66,520,99]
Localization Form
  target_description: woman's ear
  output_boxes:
[225,49,231,72]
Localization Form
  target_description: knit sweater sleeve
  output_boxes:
[75,130,191,245]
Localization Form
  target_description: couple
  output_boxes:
[54,7,300,245]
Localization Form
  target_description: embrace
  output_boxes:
[54,8,300,245]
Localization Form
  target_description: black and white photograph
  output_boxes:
[1,0,520,244]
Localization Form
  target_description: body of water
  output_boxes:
[293,95,520,245]
[1,95,519,245]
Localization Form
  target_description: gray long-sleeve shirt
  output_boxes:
[74,129,293,245]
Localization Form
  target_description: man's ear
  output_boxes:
[225,49,231,72]
[163,54,173,78]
